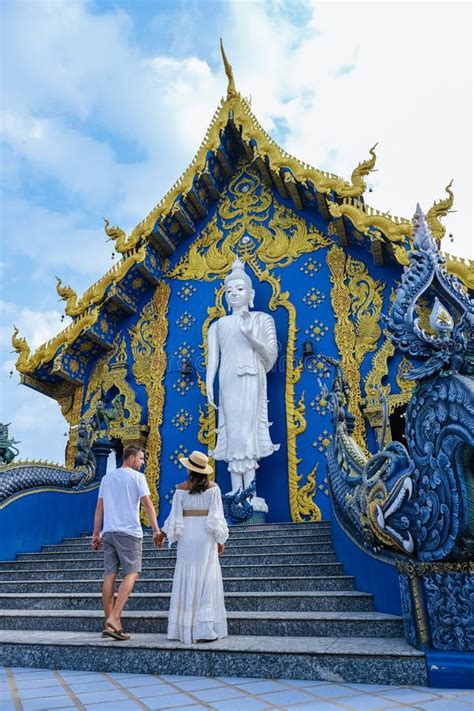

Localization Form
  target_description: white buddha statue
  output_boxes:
[206,258,280,512]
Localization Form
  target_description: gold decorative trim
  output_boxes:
[55,247,147,317]
[410,574,430,645]
[426,180,454,243]
[143,281,170,519]
[397,560,473,576]
[327,246,369,451]
[13,311,99,375]
[327,200,412,266]
[363,331,395,429]
[122,93,377,254]
[294,463,322,522]
[168,165,331,283]
[82,337,143,441]
[62,386,84,468]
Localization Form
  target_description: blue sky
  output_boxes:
[0,0,472,463]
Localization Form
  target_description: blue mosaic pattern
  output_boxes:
[169,444,189,467]
[173,342,195,360]
[302,287,325,308]
[177,283,197,302]
[313,430,331,453]
[305,319,329,342]
[310,392,331,416]
[173,374,194,396]
[176,311,196,332]
[300,256,322,277]
[171,408,194,432]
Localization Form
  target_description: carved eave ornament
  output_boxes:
[14,43,473,390]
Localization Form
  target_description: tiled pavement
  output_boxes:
[0,667,472,711]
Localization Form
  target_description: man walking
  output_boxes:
[92,443,163,640]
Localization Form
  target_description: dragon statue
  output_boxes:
[0,423,20,465]
[0,420,96,504]
[222,479,257,524]
[325,204,473,563]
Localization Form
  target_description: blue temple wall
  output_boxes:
[329,499,402,615]
[77,166,407,528]
[0,486,99,561]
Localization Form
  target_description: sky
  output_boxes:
[0,0,472,464]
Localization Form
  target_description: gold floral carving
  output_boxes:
[129,298,156,387]
[346,256,384,362]
[294,463,322,522]
[168,167,331,282]
[61,386,84,468]
[327,246,373,451]
[141,282,170,519]
[82,337,143,442]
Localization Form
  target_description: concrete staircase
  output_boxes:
[0,522,427,684]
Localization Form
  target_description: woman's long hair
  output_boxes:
[188,469,209,494]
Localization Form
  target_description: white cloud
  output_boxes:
[0,300,66,352]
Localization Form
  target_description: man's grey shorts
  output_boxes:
[102,532,142,576]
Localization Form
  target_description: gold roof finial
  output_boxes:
[220,38,237,100]
[426,180,454,244]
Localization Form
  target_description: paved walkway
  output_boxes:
[1,667,472,710]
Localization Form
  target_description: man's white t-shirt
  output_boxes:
[98,467,150,539]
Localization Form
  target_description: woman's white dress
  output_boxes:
[162,485,229,643]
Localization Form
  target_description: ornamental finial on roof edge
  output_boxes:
[220,38,237,100]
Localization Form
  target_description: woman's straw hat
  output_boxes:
[179,450,213,475]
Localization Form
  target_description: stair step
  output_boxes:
[62,522,332,544]
[0,590,373,611]
[10,551,333,565]
[0,562,340,581]
[0,609,404,638]
[0,630,427,685]
[41,536,332,553]
[55,528,332,544]
[0,575,355,593]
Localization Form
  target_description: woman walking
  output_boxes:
[162,450,229,643]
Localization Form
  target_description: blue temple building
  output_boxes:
[1,48,472,687]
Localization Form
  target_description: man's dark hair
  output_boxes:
[123,443,145,460]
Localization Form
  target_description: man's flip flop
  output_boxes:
[102,627,130,641]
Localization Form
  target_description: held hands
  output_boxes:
[153,531,166,548]
[91,533,101,551]
[217,543,225,556]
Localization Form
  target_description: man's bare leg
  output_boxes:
[105,572,139,632]
[102,573,116,622]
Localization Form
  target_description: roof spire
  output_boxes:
[220,38,237,99]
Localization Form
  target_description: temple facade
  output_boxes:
[2,47,473,687]
[11,51,471,528]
